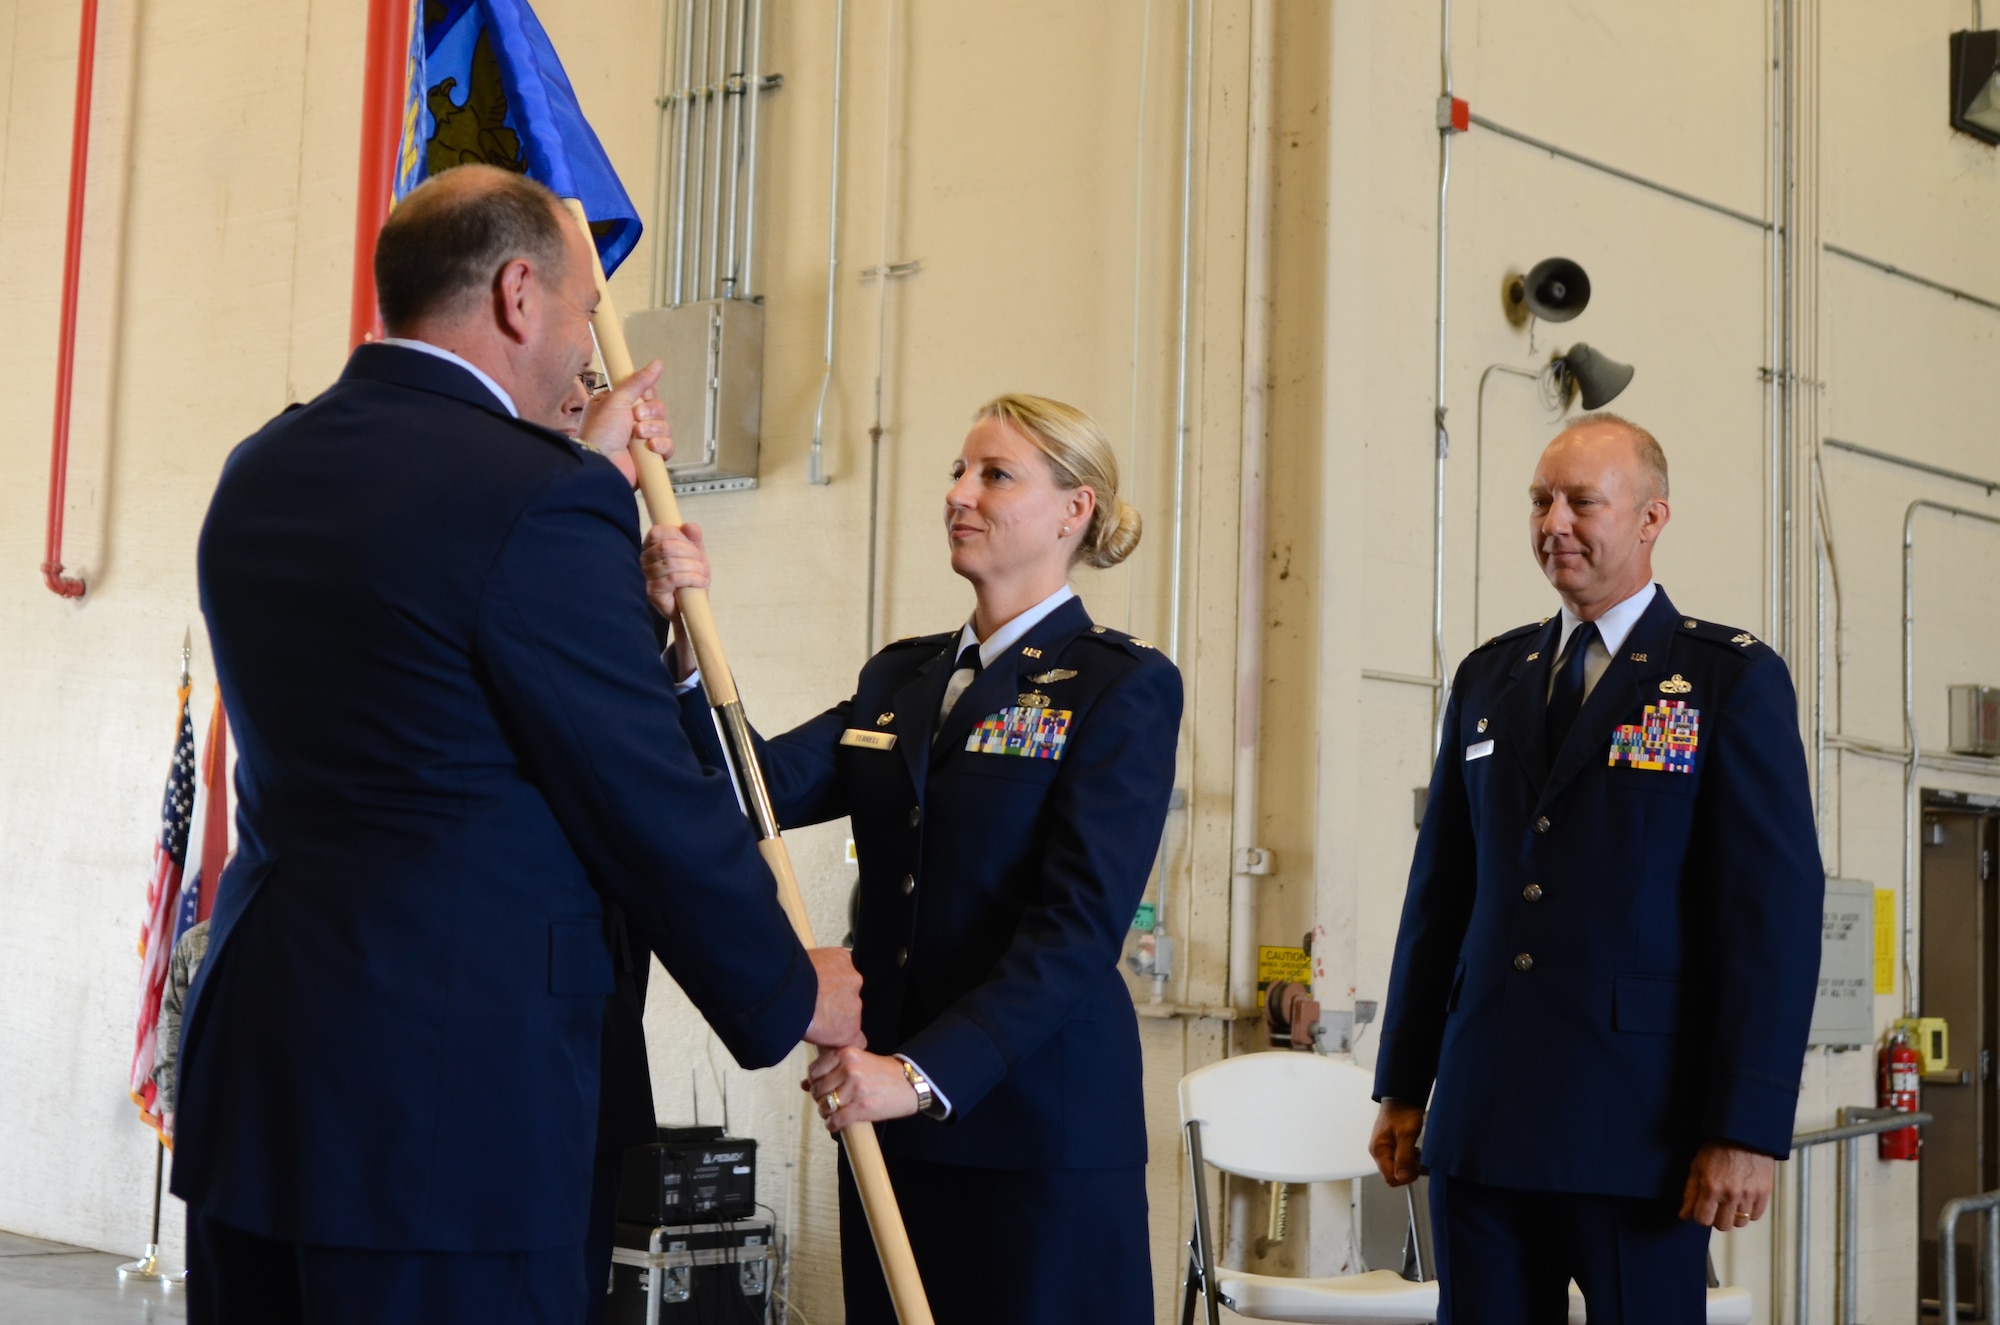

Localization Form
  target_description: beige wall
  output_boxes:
[1,0,1996,1320]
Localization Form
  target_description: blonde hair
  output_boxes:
[972,393,1142,569]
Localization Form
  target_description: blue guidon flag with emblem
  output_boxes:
[394,0,642,276]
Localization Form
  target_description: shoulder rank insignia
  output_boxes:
[1609,700,1699,773]
[1021,646,1043,659]
[1130,639,1156,650]
[1659,674,1693,694]
[1030,668,1078,684]
[876,712,895,727]
[1731,632,1756,647]
[1090,625,1108,634]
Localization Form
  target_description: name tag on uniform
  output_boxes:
[1465,739,1494,761]
[840,729,897,751]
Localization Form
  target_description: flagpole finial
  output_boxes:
[180,628,191,687]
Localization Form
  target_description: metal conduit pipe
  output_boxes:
[667,0,696,305]
[737,0,767,297]
[1429,0,1454,741]
[43,0,104,599]
[806,0,845,486]
[1901,501,2000,1017]
[1469,363,1538,646]
[1225,0,1276,1015]
[702,0,730,300]
[719,0,748,298]
[1165,0,1197,664]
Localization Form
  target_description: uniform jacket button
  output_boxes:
[897,947,910,968]
[1523,883,1543,901]
[901,874,916,895]
[1533,815,1551,833]
[908,806,922,828]
[1513,953,1534,972]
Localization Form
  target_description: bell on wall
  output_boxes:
[1549,344,1635,410]
[1502,257,1592,327]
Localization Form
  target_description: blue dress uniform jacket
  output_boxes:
[676,595,1181,1171]
[174,344,816,1255]
[1374,587,1823,1200]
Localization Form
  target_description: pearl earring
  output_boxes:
[1061,525,1071,536]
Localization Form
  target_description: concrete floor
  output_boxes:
[0,1230,189,1325]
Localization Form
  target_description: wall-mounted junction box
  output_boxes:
[1949,685,2000,757]
[623,299,764,495]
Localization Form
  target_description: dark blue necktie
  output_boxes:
[936,642,985,737]
[1545,621,1598,754]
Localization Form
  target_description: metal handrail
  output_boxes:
[1941,1190,2000,1325]
[1790,1107,1934,1325]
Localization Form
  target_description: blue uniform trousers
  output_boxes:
[1430,1173,1711,1324]
[187,1208,587,1325]
[837,1149,1151,1325]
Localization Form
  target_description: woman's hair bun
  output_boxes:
[1081,499,1141,569]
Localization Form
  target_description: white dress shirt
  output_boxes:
[1548,582,1657,704]
[937,584,1077,724]
[380,337,519,418]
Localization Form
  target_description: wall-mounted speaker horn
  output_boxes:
[1550,344,1635,410]
[1504,258,1592,326]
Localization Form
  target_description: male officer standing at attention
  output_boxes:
[1371,414,1823,1321]
[175,165,862,1325]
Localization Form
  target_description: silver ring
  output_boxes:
[826,1090,841,1114]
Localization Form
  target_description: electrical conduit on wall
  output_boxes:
[42,0,102,598]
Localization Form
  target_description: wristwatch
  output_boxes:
[898,1057,947,1120]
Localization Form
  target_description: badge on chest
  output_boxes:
[967,705,1073,760]
[1608,699,1700,773]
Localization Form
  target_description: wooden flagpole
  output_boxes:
[563,201,934,1325]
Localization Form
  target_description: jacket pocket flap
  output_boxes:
[1613,974,1684,1034]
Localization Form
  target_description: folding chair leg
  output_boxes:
[1180,1249,1201,1325]
[1185,1120,1223,1325]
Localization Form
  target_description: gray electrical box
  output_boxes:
[623,299,763,495]
[1949,685,2000,756]
[1809,877,1875,1048]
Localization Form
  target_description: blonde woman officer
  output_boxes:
[644,394,1179,1324]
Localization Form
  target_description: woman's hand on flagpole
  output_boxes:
[805,1046,922,1133]
[642,521,711,680]
[580,358,669,485]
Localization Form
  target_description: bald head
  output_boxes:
[374,165,573,334]
[1528,413,1672,618]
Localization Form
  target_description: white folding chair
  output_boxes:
[1178,1053,1439,1324]
[1565,1275,1753,1323]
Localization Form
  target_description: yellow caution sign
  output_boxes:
[1257,945,1311,1008]
[1874,890,1897,995]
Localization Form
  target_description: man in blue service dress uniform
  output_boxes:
[1371,414,1824,1323]
[174,166,861,1325]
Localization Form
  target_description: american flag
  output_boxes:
[130,682,195,1129]
[170,690,231,951]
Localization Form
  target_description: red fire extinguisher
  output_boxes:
[1879,1027,1921,1161]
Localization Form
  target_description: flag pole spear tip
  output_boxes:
[179,628,191,686]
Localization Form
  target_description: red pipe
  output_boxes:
[349,0,412,349]
[42,0,99,598]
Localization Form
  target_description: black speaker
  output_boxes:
[1551,344,1635,411]
[1505,258,1592,325]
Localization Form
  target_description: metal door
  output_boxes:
[1920,804,1999,1318]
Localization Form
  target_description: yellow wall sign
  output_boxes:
[1874,889,1897,995]
[1257,945,1311,1008]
